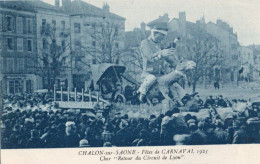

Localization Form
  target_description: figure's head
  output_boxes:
[150,29,167,44]
[176,60,196,71]
[147,13,169,44]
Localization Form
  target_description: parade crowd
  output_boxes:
[1,93,260,149]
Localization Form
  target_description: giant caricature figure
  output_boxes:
[137,15,177,101]
[137,15,196,104]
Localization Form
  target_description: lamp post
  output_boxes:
[67,87,70,101]
[54,84,56,101]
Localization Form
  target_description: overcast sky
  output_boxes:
[44,0,260,46]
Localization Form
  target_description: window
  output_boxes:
[16,17,23,33]
[26,58,35,73]
[0,14,2,30]
[9,80,24,94]
[115,25,119,36]
[15,80,24,93]
[18,58,24,72]
[6,16,14,31]
[52,20,56,31]
[42,38,48,49]
[27,18,33,33]
[17,38,23,52]
[62,40,66,51]
[42,19,46,26]
[0,58,3,72]
[92,23,96,32]
[115,42,119,48]
[9,81,15,94]
[61,21,65,31]
[42,19,46,31]
[74,39,81,49]
[74,23,81,33]
[7,38,13,50]
[26,80,32,93]
[92,41,96,47]
[0,38,2,50]
[7,58,14,73]
[27,39,32,52]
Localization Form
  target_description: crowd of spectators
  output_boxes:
[1,93,260,149]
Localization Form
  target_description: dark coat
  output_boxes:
[26,138,45,148]
[212,128,229,144]
[64,133,80,148]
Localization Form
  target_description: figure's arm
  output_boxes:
[140,41,161,61]
[140,40,176,61]
[153,48,176,60]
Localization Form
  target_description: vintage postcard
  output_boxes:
[0,0,259,163]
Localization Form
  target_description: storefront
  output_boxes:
[0,74,41,95]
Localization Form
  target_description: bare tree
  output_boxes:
[34,23,71,91]
[82,21,123,64]
[121,47,143,74]
[177,26,224,93]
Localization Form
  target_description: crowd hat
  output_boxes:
[103,142,112,147]
[65,121,75,127]
[187,119,196,125]
[119,119,129,129]
[173,134,190,145]
[247,117,260,125]
[215,119,224,128]
[79,139,90,147]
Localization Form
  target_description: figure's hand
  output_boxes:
[161,48,176,57]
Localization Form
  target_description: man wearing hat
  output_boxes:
[137,14,177,101]
[64,121,80,147]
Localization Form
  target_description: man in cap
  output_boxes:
[64,121,80,147]
[137,14,177,101]
[26,129,45,148]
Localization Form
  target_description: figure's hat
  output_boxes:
[147,13,169,31]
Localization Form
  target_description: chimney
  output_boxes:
[55,0,60,8]
[62,0,71,11]
[102,2,110,13]
[141,22,146,32]
[179,12,186,22]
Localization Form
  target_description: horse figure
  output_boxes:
[146,60,196,105]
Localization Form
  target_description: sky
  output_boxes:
[43,0,260,46]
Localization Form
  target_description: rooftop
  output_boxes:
[0,1,36,12]
[67,0,125,20]
[0,0,125,20]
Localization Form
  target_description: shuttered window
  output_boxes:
[6,16,14,31]
[17,38,23,52]
[16,17,23,33]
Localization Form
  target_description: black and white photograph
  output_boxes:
[0,0,260,157]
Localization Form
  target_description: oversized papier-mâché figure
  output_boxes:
[137,14,196,104]
[137,14,179,101]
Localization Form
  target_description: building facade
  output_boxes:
[206,19,240,82]
[0,2,41,95]
[61,0,126,90]
[32,0,72,90]
[1,0,126,94]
